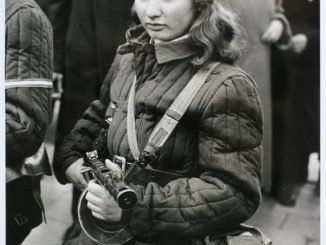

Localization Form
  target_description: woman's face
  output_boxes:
[134,0,196,42]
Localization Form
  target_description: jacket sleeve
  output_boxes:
[127,75,263,238]
[5,4,53,163]
[53,55,122,184]
[273,0,292,49]
[47,0,72,73]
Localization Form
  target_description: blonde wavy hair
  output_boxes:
[190,0,246,66]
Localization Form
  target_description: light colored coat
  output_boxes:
[228,0,291,190]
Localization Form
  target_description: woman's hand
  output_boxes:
[262,19,284,44]
[290,34,308,53]
[65,158,88,191]
[86,159,123,222]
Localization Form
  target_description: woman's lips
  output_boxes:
[146,23,166,31]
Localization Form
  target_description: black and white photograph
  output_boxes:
[2,0,324,244]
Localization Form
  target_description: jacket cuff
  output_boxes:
[53,154,82,184]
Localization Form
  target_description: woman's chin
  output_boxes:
[147,32,173,43]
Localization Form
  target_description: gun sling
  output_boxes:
[124,62,221,183]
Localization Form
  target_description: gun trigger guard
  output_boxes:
[80,166,92,174]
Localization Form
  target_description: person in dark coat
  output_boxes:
[47,0,134,145]
[5,0,53,243]
[272,0,320,206]
[53,0,266,244]
[47,0,134,219]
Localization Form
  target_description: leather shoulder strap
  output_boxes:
[127,62,220,160]
[127,76,141,158]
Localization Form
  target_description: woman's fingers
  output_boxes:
[86,181,122,222]
[91,211,107,221]
[87,181,113,200]
[105,159,123,180]
[105,159,122,172]
[87,201,103,214]
[86,189,104,205]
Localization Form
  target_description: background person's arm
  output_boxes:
[5,4,53,163]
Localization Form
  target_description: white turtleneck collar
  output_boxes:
[150,34,189,44]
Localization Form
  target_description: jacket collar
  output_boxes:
[118,25,196,64]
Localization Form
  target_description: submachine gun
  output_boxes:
[78,150,136,245]
[77,150,182,245]
[82,150,137,209]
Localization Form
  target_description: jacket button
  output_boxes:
[110,101,119,110]
[106,116,112,124]
[101,131,107,140]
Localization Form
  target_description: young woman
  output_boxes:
[54,0,264,244]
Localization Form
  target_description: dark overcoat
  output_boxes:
[48,0,133,142]
[273,0,320,186]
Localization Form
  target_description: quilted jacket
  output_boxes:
[54,27,263,243]
[5,0,53,171]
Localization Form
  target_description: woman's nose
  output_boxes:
[145,1,162,18]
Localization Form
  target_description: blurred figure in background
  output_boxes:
[5,0,53,243]
[272,0,320,206]
[228,0,291,191]
[47,0,133,147]
[47,0,133,222]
